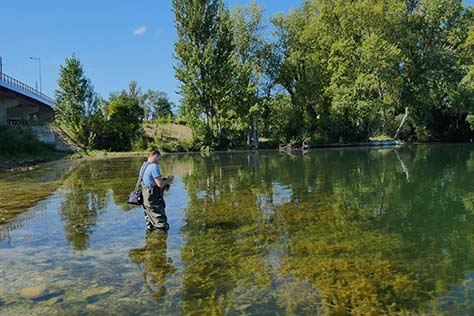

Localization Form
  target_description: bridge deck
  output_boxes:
[0,72,53,107]
[0,72,54,124]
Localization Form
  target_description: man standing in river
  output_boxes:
[139,150,174,231]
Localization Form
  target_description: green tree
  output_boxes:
[400,0,474,141]
[230,0,266,147]
[105,92,143,151]
[266,94,301,143]
[269,0,474,143]
[271,2,330,143]
[54,54,100,149]
[173,0,235,147]
[143,90,174,120]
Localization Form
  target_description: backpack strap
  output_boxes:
[134,162,150,191]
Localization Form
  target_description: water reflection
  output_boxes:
[129,231,177,301]
[58,162,109,250]
[0,160,79,227]
[1,146,474,315]
[177,146,474,315]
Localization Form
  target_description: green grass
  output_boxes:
[78,150,147,158]
[369,135,394,142]
[0,125,68,170]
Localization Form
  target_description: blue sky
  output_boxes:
[1,0,473,106]
[0,0,303,106]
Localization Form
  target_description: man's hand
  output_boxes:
[154,175,174,189]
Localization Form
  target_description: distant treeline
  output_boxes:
[55,0,474,152]
[173,0,474,148]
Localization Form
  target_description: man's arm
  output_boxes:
[154,176,174,188]
[149,164,173,188]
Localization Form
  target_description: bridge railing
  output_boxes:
[0,72,54,104]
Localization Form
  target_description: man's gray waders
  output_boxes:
[142,185,168,231]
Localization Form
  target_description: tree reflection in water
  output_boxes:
[176,147,474,315]
[59,161,109,250]
[4,147,474,315]
[129,230,177,301]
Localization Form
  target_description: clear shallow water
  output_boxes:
[1,146,474,315]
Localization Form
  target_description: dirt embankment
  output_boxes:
[143,123,193,142]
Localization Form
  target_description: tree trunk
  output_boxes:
[252,118,259,149]
[376,76,388,136]
[394,107,409,140]
[216,114,221,138]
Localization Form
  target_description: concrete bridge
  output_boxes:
[0,72,54,125]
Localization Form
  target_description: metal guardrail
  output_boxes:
[0,72,54,104]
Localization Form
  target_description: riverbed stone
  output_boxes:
[19,285,48,299]
[43,296,63,306]
[18,285,63,301]
[86,303,100,312]
[83,286,112,299]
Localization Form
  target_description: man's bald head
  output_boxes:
[148,150,161,163]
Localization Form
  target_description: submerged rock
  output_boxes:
[19,285,48,299]
[83,286,112,300]
[43,296,63,306]
[86,303,100,312]
[18,285,63,301]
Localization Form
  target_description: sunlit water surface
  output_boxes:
[1,146,474,315]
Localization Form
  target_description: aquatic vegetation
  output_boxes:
[2,146,474,315]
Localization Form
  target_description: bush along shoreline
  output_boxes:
[0,125,68,171]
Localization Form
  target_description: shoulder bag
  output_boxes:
[127,162,149,205]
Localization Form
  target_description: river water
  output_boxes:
[1,146,474,315]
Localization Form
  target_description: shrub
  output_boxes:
[148,139,196,153]
[0,125,56,155]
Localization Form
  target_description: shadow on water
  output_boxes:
[1,146,474,315]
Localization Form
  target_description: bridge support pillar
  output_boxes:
[7,104,40,121]
[0,97,19,124]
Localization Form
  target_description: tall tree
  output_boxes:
[272,0,408,142]
[271,2,330,142]
[400,0,474,140]
[54,54,99,149]
[173,0,235,146]
[230,0,266,147]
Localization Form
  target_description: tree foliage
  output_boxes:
[173,0,235,147]
[105,92,144,151]
[54,54,100,149]
[143,90,173,120]
[173,0,474,147]
[270,0,474,143]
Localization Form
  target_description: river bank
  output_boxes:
[0,140,407,173]
[0,152,69,172]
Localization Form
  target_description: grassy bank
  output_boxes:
[0,125,69,171]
